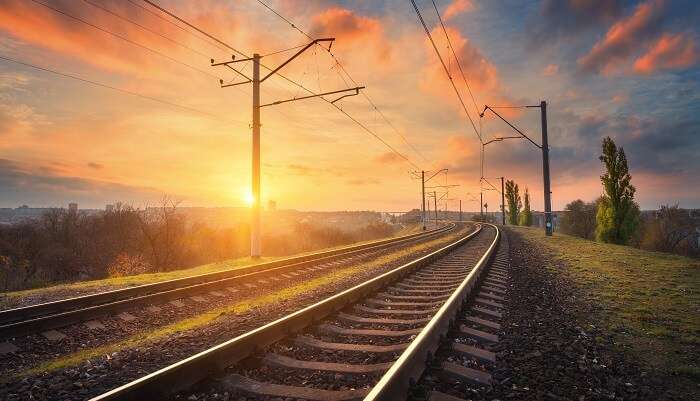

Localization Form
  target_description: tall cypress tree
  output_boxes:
[595,137,640,244]
[505,180,521,225]
[519,188,533,226]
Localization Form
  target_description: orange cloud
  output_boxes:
[633,33,697,74]
[309,7,390,62]
[543,64,559,76]
[375,152,406,165]
[444,0,474,20]
[578,0,665,74]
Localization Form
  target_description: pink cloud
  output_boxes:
[444,0,474,21]
[578,0,665,74]
[633,33,697,74]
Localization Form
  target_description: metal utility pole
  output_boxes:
[501,176,505,225]
[212,38,365,257]
[433,191,438,224]
[412,169,447,231]
[482,100,553,236]
[480,192,483,217]
[459,199,462,222]
[540,101,553,236]
[421,171,426,230]
[251,54,261,257]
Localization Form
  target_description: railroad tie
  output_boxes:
[219,374,369,401]
[429,390,471,401]
[319,324,422,337]
[294,336,408,353]
[337,312,430,325]
[471,306,503,319]
[263,353,391,374]
[451,342,496,364]
[459,325,499,343]
[465,315,501,330]
[477,291,505,301]
[440,361,493,386]
[474,297,504,309]
[355,305,435,316]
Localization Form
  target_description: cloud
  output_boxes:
[543,64,559,76]
[443,0,474,21]
[531,0,621,43]
[0,158,162,207]
[421,25,502,108]
[578,0,665,74]
[87,162,104,169]
[346,178,380,186]
[374,152,405,165]
[633,33,697,74]
[309,7,390,62]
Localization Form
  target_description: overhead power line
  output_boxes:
[255,0,430,165]
[141,0,420,169]
[0,55,242,125]
[28,0,221,80]
[430,0,480,118]
[409,0,482,143]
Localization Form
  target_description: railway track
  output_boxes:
[88,222,505,401]
[0,224,455,341]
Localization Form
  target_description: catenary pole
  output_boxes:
[541,101,553,236]
[421,171,426,230]
[501,176,505,225]
[251,54,261,257]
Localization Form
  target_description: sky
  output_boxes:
[0,0,698,212]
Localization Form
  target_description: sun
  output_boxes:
[243,191,255,207]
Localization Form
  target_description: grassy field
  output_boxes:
[510,226,700,393]
[0,223,425,309]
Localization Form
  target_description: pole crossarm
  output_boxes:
[481,105,542,149]
[425,184,460,189]
[483,135,523,146]
[260,86,365,108]
[261,38,335,82]
[424,168,448,183]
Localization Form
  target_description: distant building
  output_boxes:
[105,204,115,212]
[268,200,277,212]
[68,203,78,212]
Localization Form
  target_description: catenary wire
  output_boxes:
[409,0,482,144]
[254,0,431,166]
[0,55,244,125]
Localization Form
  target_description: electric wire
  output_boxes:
[430,0,480,118]
[141,0,420,169]
[409,0,482,143]
[29,0,222,81]
[0,55,243,125]
[81,0,210,58]
[254,0,431,166]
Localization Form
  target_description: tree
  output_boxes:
[519,188,533,226]
[504,180,522,225]
[560,198,600,239]
[595,137,640,244]
[640,204,696,254]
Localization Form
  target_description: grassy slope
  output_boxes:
[510,226,700,392]
[1,223,424,308]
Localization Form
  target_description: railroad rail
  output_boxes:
[88,222,505,401]
[0,223,455,340]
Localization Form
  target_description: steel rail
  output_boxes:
[0,224,455,339]
[363,223,500,401]
[88,223,485,401]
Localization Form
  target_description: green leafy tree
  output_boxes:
[595,137,640,244]
[560,198,601,239]
[519,188,533,226]
[504,180,521,225]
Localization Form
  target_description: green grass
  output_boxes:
[511,226,700,393]
[0,224,425,309]
[9,228,464,379]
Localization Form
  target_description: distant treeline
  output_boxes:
[0,201,396,291]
